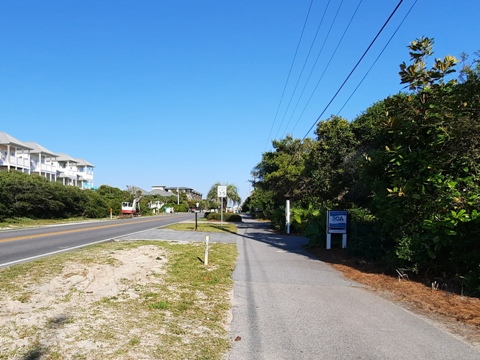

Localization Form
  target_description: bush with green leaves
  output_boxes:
[0,172,121,220]
[249,38,480,295]
[206,212,242,222]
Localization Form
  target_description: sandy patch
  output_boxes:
[0,245,167,358]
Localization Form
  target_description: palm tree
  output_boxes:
[207,182,241,210]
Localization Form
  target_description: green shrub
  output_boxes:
[346,207,387,262]
[173,204,188,213]
[206,212,242,222]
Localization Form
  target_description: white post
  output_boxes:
[221,197,224,225]
[205,235,210,266]
[327,233,332,250]
[342,234,347,249]
[286,200,290,234]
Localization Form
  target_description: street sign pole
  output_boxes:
[217,185,227,226]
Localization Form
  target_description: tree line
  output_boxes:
[244,38,480,295]
[0,171,243,222]
[0,172,197,220]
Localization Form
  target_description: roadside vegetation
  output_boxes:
[0,174,244,224]
[0,216,97,229]
[0,240,237,359]
[244,38,480,296]
[164,222,238,233]
[0,173,200,222]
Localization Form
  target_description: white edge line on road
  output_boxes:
[0,238,115,269]
[0,220,186,269]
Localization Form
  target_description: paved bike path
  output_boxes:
[228,217,479,360]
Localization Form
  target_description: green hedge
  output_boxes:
[206,212,242,222]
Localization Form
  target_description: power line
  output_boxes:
[264,0,315,151]
[336,0,417,116]
[286,0,363,137]
[302,0,405,141]
[273,0,333,141]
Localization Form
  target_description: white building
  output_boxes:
[0,131,95,189]
[24,142,58,182]
[0,132,32,173]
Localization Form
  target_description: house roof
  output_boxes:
[165,186,191,190]
[148,188,173,197]
[57,173,77,180]
[75,158,94,167]
[164,186,202,196]
[0,132,33,150]
[56,153,79,163]
[126,186,173,197]
[24,142,58,157]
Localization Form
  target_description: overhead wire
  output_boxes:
[272,0,333,141]
[263,0,315,151]
[302,0,405,140]
[285,0,363,137]
[335,0,418,116]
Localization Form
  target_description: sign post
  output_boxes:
[326,210,347,249]
[286,200,291,234]
[217,185,227,226]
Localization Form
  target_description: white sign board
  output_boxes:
[217,185,227,198]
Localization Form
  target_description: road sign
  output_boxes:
[327,210,347,233]
[326,210,347,249]
[217,185,227,198]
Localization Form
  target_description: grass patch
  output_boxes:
[0,217,100,229]
[0,240,237,359]
[164,222,237,234]
[149,300,169,310]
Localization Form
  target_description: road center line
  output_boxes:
[0,217,172,243]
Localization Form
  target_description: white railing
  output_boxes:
[1,156,30,168]
[40,163,56,172]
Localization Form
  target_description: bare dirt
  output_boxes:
[0,245,168,359]
[308,247,480,348]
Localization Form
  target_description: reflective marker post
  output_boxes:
[205,235,210,266]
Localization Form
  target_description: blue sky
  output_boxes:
[1,1,479,203]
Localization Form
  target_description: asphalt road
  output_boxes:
[0,213,193,268]
[228,218,480,360]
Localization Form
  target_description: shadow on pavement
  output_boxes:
[237,215,320,261]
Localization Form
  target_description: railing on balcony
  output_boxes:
[0,155,30,168]
[31,162,57,173]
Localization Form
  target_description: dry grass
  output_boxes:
[308,247,480,346]
[0,241,238,359]
[164,222,237,234]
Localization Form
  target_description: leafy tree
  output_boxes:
[97,185,129,215]
[361,37,480,278]
[303,115,358,205]
[252,136,314,205]
[207,182,241,210]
